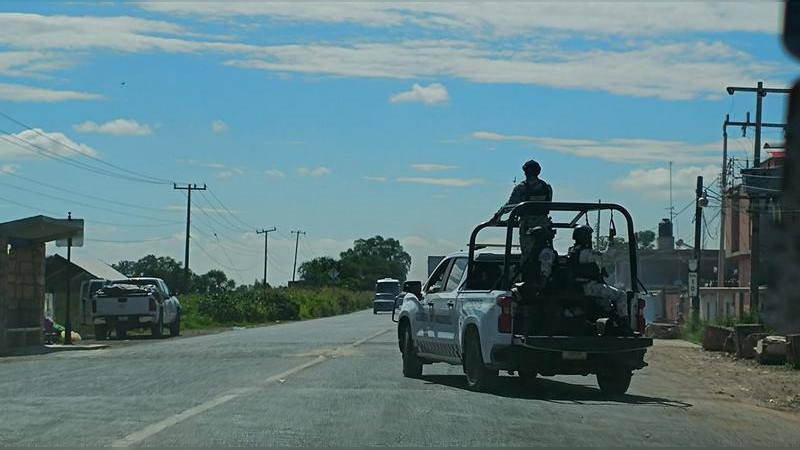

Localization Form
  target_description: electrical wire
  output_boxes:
[0,179,183,224]
[0,131,166,185]
[0,111,175,185]
[197,191,249,233]
[207,188,256,231]
[3,170,180,214]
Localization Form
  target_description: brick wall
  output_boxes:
[1,241,45,350]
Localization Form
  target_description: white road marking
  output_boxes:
[110,327,393,447]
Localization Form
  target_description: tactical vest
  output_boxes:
[519,178,552,230]
[567,245,601,281]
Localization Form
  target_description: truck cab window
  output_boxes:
[425,259,451,294]
[444,258,468,292]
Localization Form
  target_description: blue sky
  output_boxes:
[0,2,796,285]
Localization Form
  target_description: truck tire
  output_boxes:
[464,332,498,392]
[116,325,127,340]
[151,314,163,339]
[373,308,377,315]
[402,326,423,378]
[169,309,181,337]
[596,371,632,395]
[94,325,107,341]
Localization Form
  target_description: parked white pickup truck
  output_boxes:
[393,201,652,394]
[92,277,181,339]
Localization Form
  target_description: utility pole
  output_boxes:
[290,230,306,282]
[65,212,73,345]
[668,161,674,224]
[256,227,277,288]
[726,83,791,314]
[173,183,206,291]
[595,198,601,249]
[691,176,704,319]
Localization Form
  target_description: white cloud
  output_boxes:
[0,51,75,77]
[471,131,728,164]
[297,166,331,178]
[0,82,102,102]
[211,119,229,133]
[0,128,98,160]
[362,176,387,182]
[215,167,244,178]
[138,3,781,37]
[73,119,152,136]
[176,159,225,168]
[226,40,771,101]
[411,164,460,172]
[397,177,484,187]
[390,83,449,106]
[0,164,16,175]
[264,169,286,178]
[611,165,720,200]
[0,10,780,101]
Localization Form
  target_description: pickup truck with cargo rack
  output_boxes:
[92,277,181,339]
[393,201,652,394]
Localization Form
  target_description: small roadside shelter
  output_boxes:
[0,215,82,352]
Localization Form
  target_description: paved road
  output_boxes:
[3,310,800,446]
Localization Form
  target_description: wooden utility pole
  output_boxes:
[291,230,306,282]
[256,227,277,287]
[173,183,206,291]
[726,83,791,313]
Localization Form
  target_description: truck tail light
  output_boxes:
[497,296,513,334]
[149,298,157,312]
[637,298,646,334]
[92,299,96,314]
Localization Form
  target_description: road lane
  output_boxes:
[4,309,800,447]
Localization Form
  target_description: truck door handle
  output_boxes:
[447,301,455,309]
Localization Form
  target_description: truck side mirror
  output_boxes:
[403,281,422,299]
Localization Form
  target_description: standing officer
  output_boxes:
[498,160,554,272]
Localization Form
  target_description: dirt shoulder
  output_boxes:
[648,340,800,414]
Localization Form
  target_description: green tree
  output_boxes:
[298,257,340,286]
[193,269,236,294]
[339,236,411,290]
[635,230,656,250]
[112,254,190,293]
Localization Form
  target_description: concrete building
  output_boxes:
[0,216,82,352]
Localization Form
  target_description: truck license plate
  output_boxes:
[562,351,587,360]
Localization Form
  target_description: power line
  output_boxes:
[0,111,174,185]
[0,179,183,224]
[207,188,256,231]
[3,170,180,214]
[0,130,166,185]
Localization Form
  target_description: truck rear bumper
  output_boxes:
[490,336,652,375]
[93,315,155,325]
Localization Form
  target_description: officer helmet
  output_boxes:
[572,225,593,241]
[522,160,541,176]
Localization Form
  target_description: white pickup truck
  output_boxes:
[394,201,652,395]
[92,277,181,340]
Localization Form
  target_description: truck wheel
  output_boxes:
[402,326,423,378]
[518,370,537,385]
[94,325,107,341]
[151,315,163,339]
[596,371,632,395]
[373,308,377,315]
[169,310,181,337]
[464,332,498,392]
[116,325,127,340]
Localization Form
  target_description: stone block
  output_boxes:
[756,336,788,365]
[734,324,766,358]
[787,334,800,369]
[743,333,770,360]
[703,325,734,351]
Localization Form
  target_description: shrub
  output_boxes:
[179,287,370,329]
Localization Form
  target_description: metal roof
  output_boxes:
[50,252,127,280]
[0,215,82,245]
